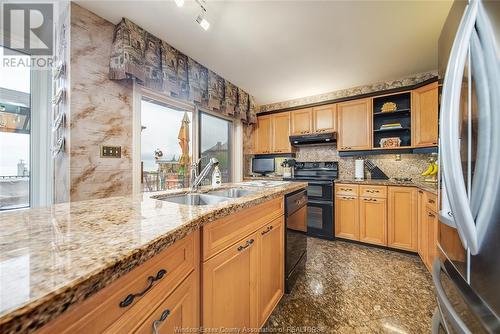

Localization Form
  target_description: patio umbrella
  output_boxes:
[178,112,191,182]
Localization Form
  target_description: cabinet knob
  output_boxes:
[428,212,435,218]
[261,225,274,235]
[152,309,171,334]
[428,199,435,204]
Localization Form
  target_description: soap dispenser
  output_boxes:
[212,165,222,187]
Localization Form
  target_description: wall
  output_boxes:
[68,3,133,201]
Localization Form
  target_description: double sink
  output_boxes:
[158,188,256,206]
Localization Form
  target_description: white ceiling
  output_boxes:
[76,0,452,105]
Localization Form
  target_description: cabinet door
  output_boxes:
[335,195,359,240]
[271,112,291,153]
[134,273,198,334]
[203,232,259,329]
[255,115,272,154]
[359,197,387,246]
[258,216,284,327]
[387,187,418,251]
[412,82,438,147]
[426,208,438,270]
[312,104,336,133]
[337,99,372,150]
[290,108,312,135]
[417,190,429,267]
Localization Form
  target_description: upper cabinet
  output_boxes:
[254,113,292,154]
[337,98,372,151]
[290,108,313,135]
[412,82,439,147]
[271,112,292,153]
[312,104,336,133]
[254,115,272,154]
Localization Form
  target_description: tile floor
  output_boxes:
[264,238,437,333]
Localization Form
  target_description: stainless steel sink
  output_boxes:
[208,188,256,198]
[158,193,229,206]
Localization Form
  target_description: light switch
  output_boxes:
[101,145,121,158]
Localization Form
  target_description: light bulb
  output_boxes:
[196,15,210,30]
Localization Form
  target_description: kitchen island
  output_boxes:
[0,181,306,334]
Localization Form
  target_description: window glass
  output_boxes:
[0,47,31,210]
[141,99,192,192]
[199,112,232,185]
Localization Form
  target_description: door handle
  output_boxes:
[237,239,255,251]
[152,309,171,334]
[261,225,273,235]
[119,269,167,307]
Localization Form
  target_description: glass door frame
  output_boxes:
[197,109,234,183]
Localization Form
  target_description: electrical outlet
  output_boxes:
[101,145,121,158]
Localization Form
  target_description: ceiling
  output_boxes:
[76,0,453,105]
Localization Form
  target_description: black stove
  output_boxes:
[285,161,338,240]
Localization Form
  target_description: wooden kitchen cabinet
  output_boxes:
[335,194,359,241]
[203,231,260,329]
[412,82,439,147]
[417,190,428,266]
[271,112,292,153]
[291,108,313,135]
[426,207,439,270]
[312,104,336,133]
[258,216,284,327]
[359,197,387,246]
[131,272,197,334]
[254,115,272,154]
[337,98,372,151]
[418,190,439,271]
[388,186,418,251]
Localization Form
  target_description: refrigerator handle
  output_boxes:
[440,0,479,254]
[432,260,472,334]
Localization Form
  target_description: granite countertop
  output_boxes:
[0,181,306,333]
[335,178,439,194]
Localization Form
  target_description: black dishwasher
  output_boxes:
[285,189,307,293]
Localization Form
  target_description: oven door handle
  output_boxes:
[307,199,333,206]
[306,181,334,186]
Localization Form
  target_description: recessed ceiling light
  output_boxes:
[174,0,184,7]
[196,15,210,30]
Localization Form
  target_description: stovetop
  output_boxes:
[286,161,338,181]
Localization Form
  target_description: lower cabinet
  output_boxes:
[418,190,439,271]
[258,217,285,327]
[202,202,285,331]
[133,272,197,334]
[203,231,260,329]
[335,194,359,240]
[387,186,418,251]
[359,197,387,246]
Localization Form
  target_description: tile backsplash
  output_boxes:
[295,145,432,180]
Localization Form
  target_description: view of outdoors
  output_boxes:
[141,99,193,192]
[199,112,232,184]
[0,47,31,210]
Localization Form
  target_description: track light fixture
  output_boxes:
[195,0,210,30]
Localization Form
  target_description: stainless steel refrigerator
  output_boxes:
[436,0,500,333]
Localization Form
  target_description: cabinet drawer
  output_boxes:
[425,192,438,211]
[117,272,198,334]
[202,197,284,261]
[359,185,387,198]
[335,184,359,197]
[37,231,199,334]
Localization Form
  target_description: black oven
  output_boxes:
[285,161,337,240]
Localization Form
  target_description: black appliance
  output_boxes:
[289,132,336,146]
[285,161,338,240]
[284,189,308,293]
[251,157,275,176]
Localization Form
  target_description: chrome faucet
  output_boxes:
[190,157,219,191]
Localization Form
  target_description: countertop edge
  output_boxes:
[0,182,306,333]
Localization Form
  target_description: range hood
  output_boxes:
[289,132,336,146]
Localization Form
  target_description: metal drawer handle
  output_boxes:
[261,225,274,236]
[152,309,171,334]
[119,269,167,307]
[428,212,435,218]
[237,239,255,251]
[428,199,436,204]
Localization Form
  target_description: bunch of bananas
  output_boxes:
[421,162,439,176]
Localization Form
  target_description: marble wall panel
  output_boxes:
[69,3,133,201]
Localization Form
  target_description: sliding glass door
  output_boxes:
[199,112,232,185]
